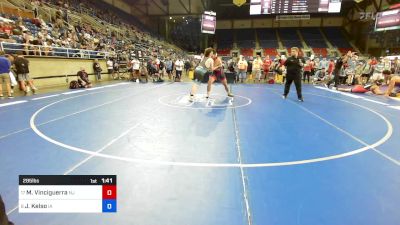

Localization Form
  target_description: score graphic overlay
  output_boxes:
[249,0,342,15]
[19,175,117,213]
[201,11,216,34]
[375,9,400,32]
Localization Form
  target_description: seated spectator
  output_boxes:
[313,68,327,85]
[0,22,13,36]
[77,67,92,88]
[42,40,53,56]
[139,63,149,83]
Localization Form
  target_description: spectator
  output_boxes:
[106,58,115,79]
[303,59,312,83]
[237,55,248,83]
[165,58,173,80]
[252,54,263,83]
[319,57,328,70]
[31,0,41,18]
[77,67,92,88]
[184,59,191,76]
[174,57,184,81]
[0,51,12,99]
[5,54,16,94]
[263,55,272,79]
[313,67,327,85]
[14,52,37,95]
[130,57,140,81]
[113,60,120,79]
[93,59,102,80]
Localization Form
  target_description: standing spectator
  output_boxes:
[165,58,173,80]
[174,57,184,82]
[310,59,316,77]
[31,0,40,18]
[184,59,191,76]
[252,54,263,83]
[93,59,102,80]
[237,55,248,83]
[327,59,335,78]
[106,58,115,79]
[113,60,120,79]
[247,59,253,81]
[383,58,391,72]
[159,60,165,78]
[131,57,140,81]
[77,67,92,88]
[392,57,400,74]
[14,52,37,95]
[319,57,328,70]
[5,54,16,94]
[0,51,12,99]
[263,55,272,80]
[303,59,312,83]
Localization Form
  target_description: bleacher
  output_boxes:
[216,29,234,50]
[264,48,278,57]
[278,28,303,49]
[240,48,254,57]
[313,48,329,57]
[257,28,279,48]
[217,48,231,56]
[300,28,327,48]
[0,0,184,61]
[324,27,353,54]
[236,29,255,49]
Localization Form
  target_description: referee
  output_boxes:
[283,47,305,102]
[326,53,349,89]
[0,194,13,225]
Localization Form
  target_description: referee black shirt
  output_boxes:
[284,56,305,79]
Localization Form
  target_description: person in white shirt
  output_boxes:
[130,58,140,81]
[237,55,248,83]
[252,54,263,83]
[106,59,115,79]
[174,58,184,81]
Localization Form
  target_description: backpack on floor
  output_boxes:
[69,80,79,89]
[268,79,275,84]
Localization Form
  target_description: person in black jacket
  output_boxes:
[326,54,349,89]
[283,47,305,102]
[14,52,37,95]
[0,194,14,225]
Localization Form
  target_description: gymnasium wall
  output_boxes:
[26,57,110,88]
[216,17,344,29]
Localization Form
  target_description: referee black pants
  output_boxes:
[327,71,340,87]
[0,194,13,225]
[284,76,302,99]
